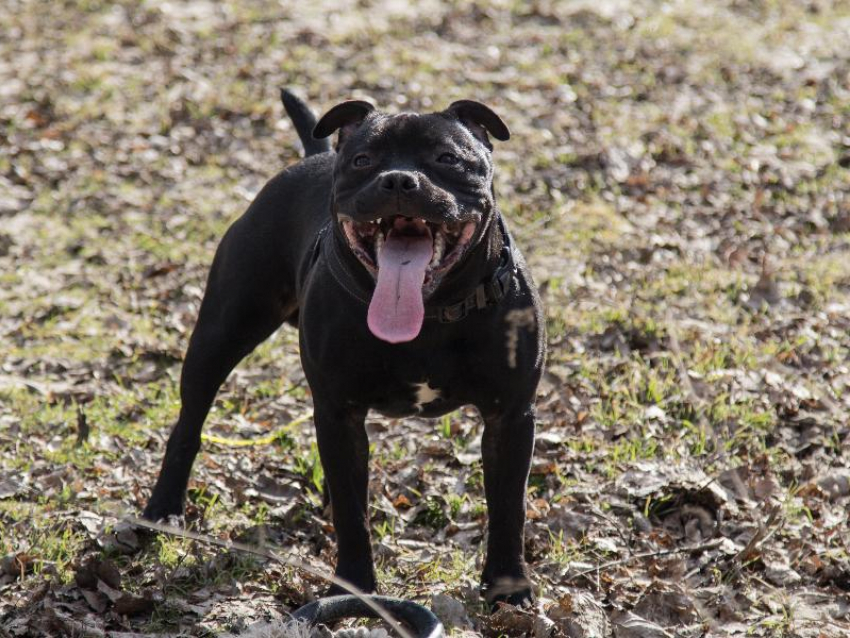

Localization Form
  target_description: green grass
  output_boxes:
[2,0,850,635]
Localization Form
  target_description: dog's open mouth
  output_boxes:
[341,215,476,284]
[339,215,476,344]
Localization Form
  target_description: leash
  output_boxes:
[194,415,447,636]
[291,595,445,638]
[131,516,445,638]
[200,411,313,447]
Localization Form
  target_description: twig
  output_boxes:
[128,517,413,638]
[664,311,706,411]
[586,506,633,554]
[46,608,106,638]
[730,505,783,565]
[75,405,89,447]
[565,538,725,582]
[664,310,724,457]
[715,505,784,586]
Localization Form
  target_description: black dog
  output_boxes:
[143,90,545,606]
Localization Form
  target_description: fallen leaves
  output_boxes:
[2,0,850,636]
[610,610,673,638]
[547,591,610,638]
[431,593,473,631]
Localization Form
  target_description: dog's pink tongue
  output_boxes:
[367,231,433,343]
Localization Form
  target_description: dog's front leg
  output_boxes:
[313,401,376,594]
[479,402,536,607]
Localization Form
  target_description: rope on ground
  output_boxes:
[129,516,415,638]
[201,412,313,447]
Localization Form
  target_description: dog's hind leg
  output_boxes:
[143,228,295,521]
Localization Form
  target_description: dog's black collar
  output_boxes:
[317,216,517,324]
[424,217,517,323]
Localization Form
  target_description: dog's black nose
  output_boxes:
[380,171,419,193]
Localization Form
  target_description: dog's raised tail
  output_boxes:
[280,88,332,156]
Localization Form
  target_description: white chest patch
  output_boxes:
[412,381,441,412]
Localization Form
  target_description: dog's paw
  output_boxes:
[489,588,535,610]
[481,577,535,611]
[141,496,185,522]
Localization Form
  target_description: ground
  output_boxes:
[1,0,850,636]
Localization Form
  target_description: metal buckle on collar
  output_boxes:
[494,266,512,299]
[475,285,488,310]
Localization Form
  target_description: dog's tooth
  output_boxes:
[375,231,384,256]
[343,221,359,246]
[430,233,445,267]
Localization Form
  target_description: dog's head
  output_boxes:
[313,99,509,344]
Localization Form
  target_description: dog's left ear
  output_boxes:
[446,100,510,150]
[313,100,375,149]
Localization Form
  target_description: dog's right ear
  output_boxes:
[446,100,510,151]
[313,100,375,149]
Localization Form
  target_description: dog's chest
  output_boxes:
[344,360,465,418]
[366,376,460,418]
[411,380,441,409]
[300,280,505,416]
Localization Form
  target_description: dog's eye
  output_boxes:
[352,154,371,168]
[437,153,460,165]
